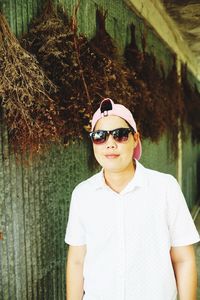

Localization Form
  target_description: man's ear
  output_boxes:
[133,132,140,144]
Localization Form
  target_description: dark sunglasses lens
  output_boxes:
[90,128,132,144]
[113,128,130,142]
[92,131,107,144]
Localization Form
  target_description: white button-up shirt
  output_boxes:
[65,161,200,300]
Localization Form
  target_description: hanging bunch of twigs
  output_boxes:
[21,3,138,140]
[182,64,200,143]
[164,56,185,157]
[125,24,186,158]
[0,11,61,156]
[87,9,136,111]
[21,1,90,143]
[124,24,166,141]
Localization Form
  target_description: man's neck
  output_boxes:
[104,162,136,193]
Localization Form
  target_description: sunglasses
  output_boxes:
[89,127,135,145]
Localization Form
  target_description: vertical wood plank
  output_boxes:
[2,126,16,299]
[0,125,7,300]
[15,155,28,300]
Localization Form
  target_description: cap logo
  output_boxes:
[103,110,109,116]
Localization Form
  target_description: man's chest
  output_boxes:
[81,188,169,247]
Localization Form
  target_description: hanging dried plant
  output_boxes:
[182,64,200,143]
[21,4,138,142]
[21,1,105,142]
[0,11,61,156]
[88,9,136,111]
[21,1,86,143]
[124,24,166,141]
[164,56,185,157]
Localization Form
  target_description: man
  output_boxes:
[65,98,200,300]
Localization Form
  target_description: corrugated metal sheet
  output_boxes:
[0,0,199,299]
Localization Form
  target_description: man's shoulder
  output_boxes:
[73,171,102,193]
[139,163,180,201]
[141,163,176,186]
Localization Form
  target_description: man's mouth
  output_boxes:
[105,154,120,159]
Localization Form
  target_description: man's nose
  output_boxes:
[106,134,117,148]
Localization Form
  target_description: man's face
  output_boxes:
[92,115,139,174]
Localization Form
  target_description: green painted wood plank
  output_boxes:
[0,125,8,300]
[26,0,34,26]
[33,159,42,299]
[28,163,38,300]
[21,163,33,299]
[8,0,17,33]
[15,156,28,300]
[9,151,22,300]
[1,127,16,299]
[15,0,22,36]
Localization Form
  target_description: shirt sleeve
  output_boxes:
[65,188,86,246]
[166,175,200,247]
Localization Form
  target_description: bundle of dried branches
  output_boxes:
[182,65,200,143]
[21,3,138,142]
[21,1,97,142]
[87,9,136,111]
[21,2,83,143]
[0,12,61,156]
[125,25,166,141]
[164,57,185,157]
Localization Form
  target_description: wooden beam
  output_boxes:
[125,0,200,79]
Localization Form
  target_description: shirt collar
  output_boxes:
[91,160,147,193]
[121,160,146,194]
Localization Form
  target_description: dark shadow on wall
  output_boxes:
[197,155,200,203]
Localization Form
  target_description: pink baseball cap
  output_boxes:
[91,98,142,160]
